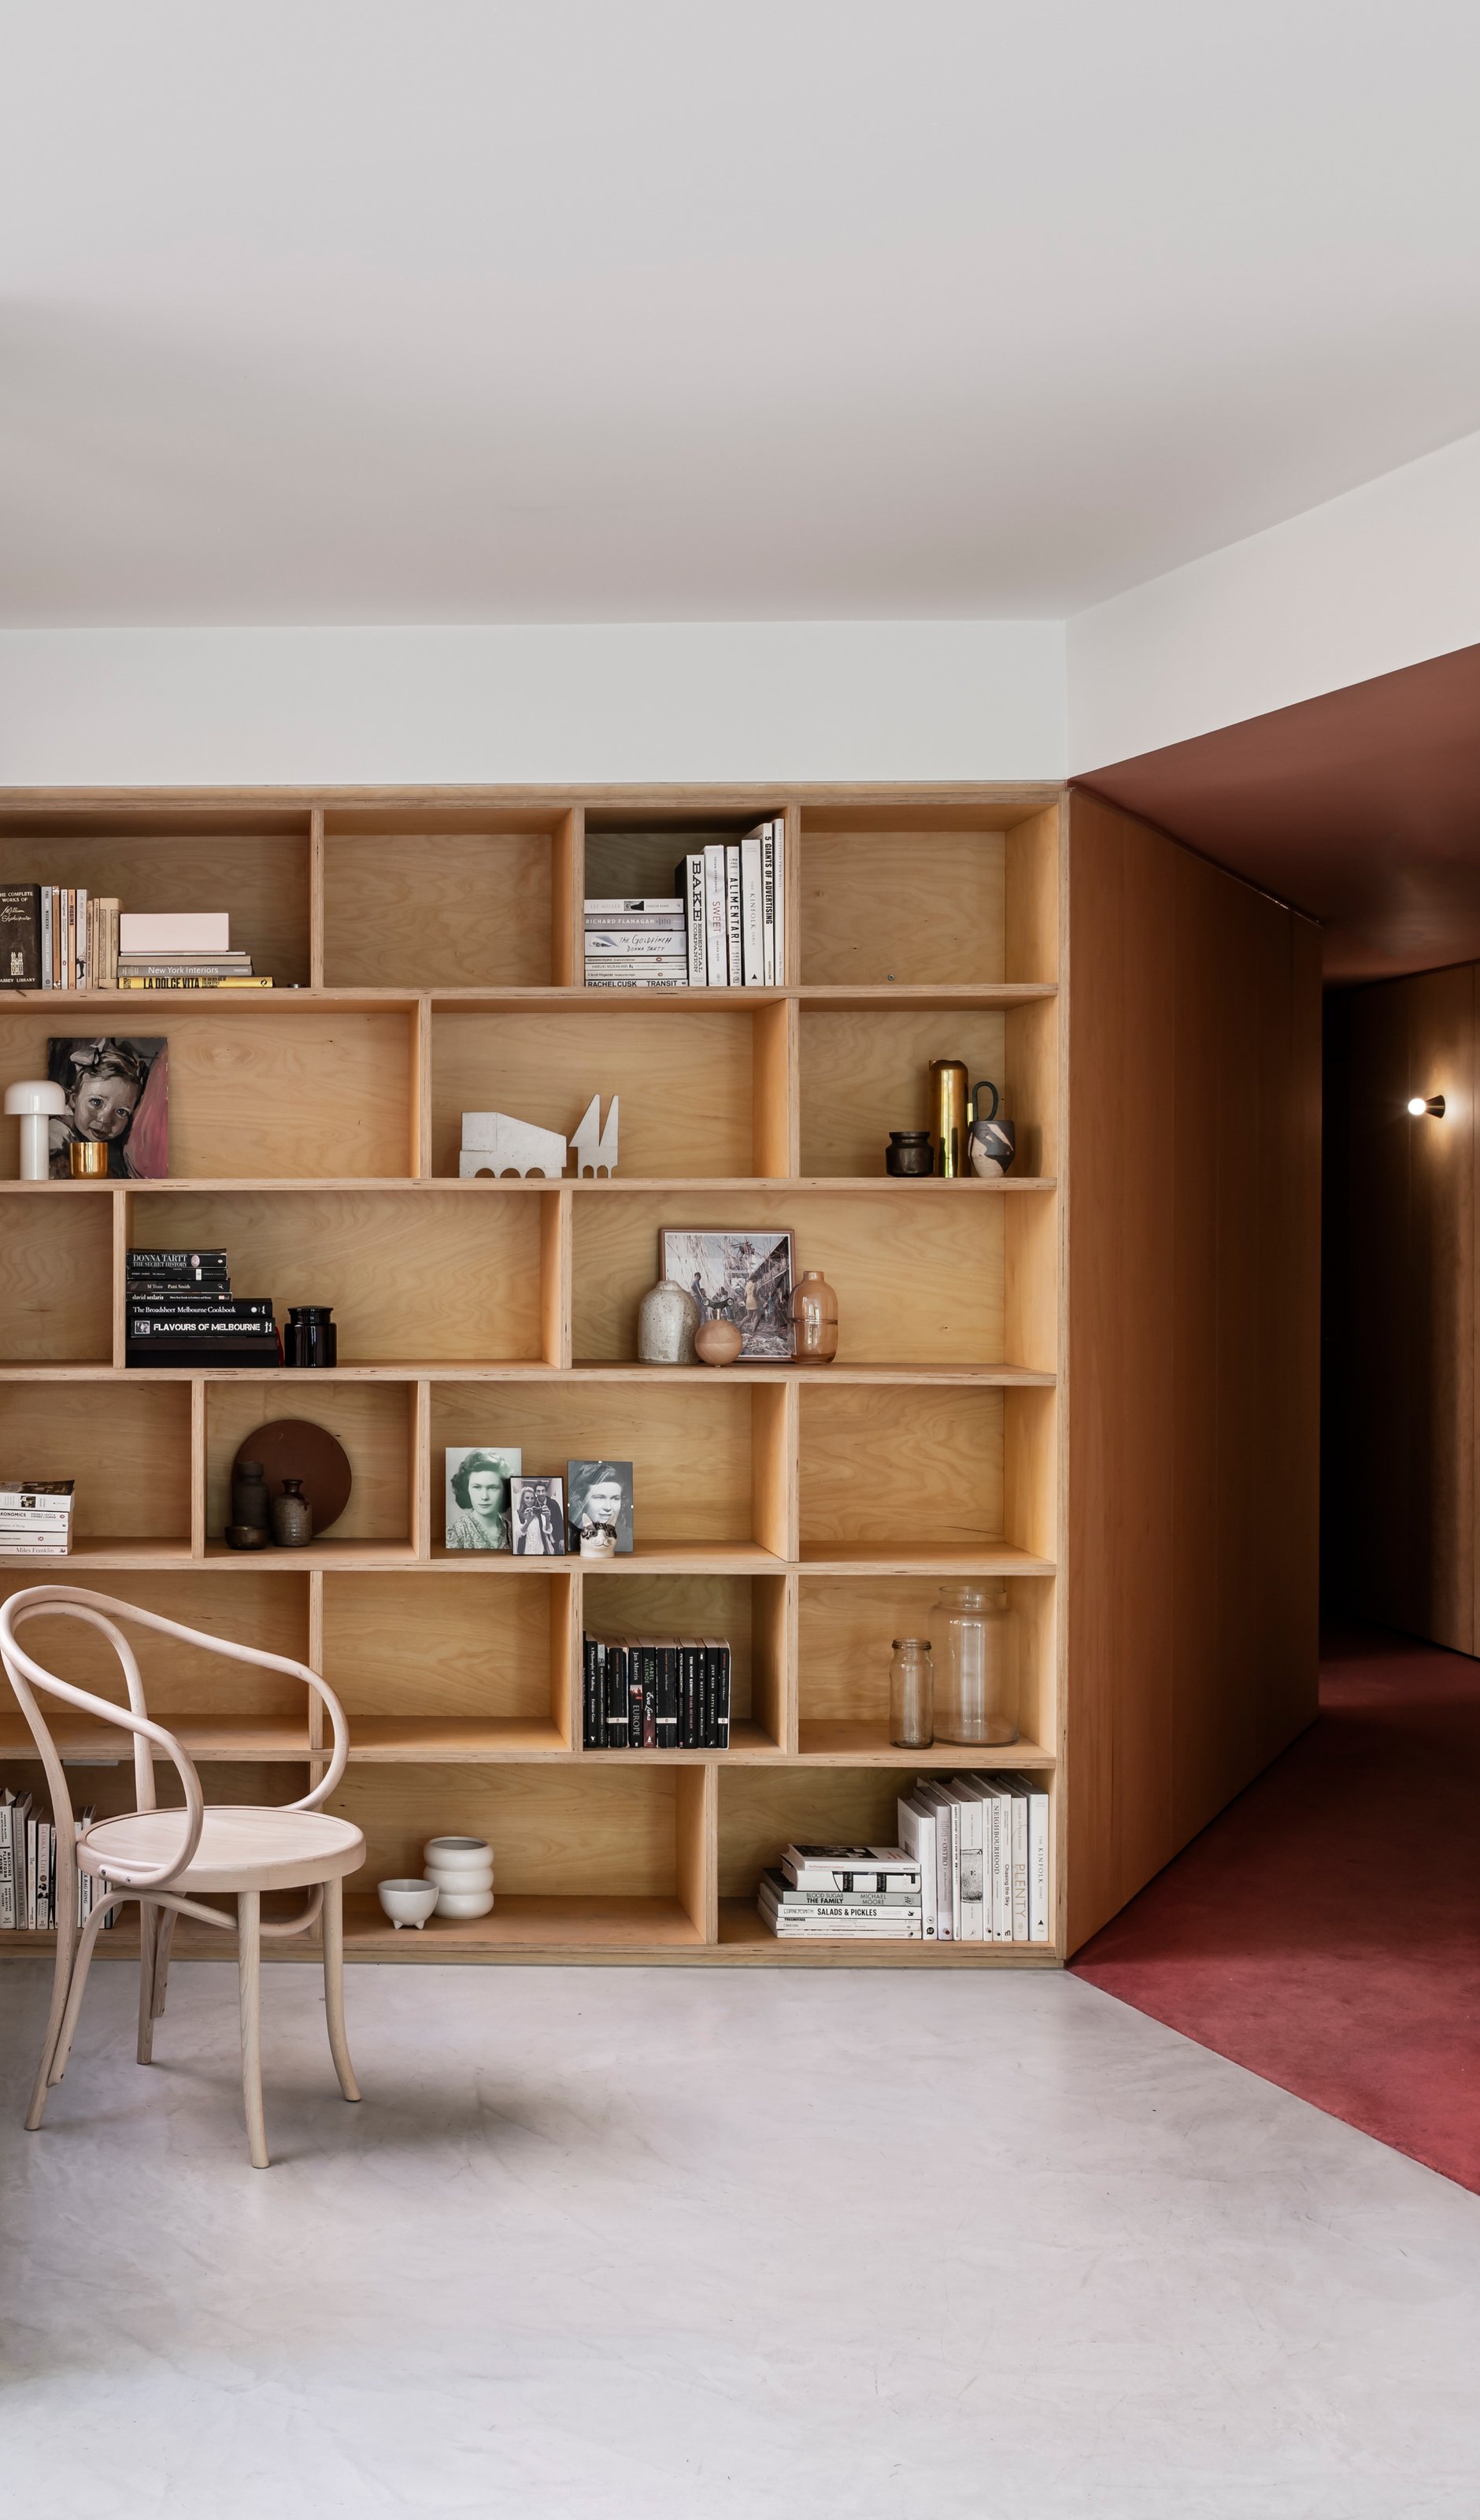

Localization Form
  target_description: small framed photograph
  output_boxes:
[567,1459,634,1554]
[509,1474,566,1556]
[47,1036,168,1179]
[660,1228,794,1359]
[444,1447,521,1551]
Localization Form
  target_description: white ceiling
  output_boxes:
[6,0,1480,628]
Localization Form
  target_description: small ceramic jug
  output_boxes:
[638,1277,699,1366]
[694,1302,743,1367]
[271,1477,313,1547]
[967,1080,1016,1178]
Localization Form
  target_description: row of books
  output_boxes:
[580,1633,733,1749]
[0,1790,114,1931]
[760,1844,925,1940]
[0,1477,75,1560]
[583,817,785,988]
[126,1247,279,1369]
[897,1773,1051,1943]
[0,895,269,991]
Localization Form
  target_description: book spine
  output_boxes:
[1027,1787,1049,1942]
[740,836,764,984]
[65,891,75,993]
[657,1644,679,1750]
[579,911,688,932]
[685,854,707,984]
[760,826,775,985]
[627,1656,643,1750]
[118,975,273,988]
[583,898,684,914]
[641,1643,657,1751]
[0,1514,73,1532]
[772,817,786,984]
[960,1794,986,1942]
[724,845,742,984]
[762,1914,923,1939]
[582,1635,598,1749]
[584,931,690,956]
[102,898,120,988]
[897,1797,938,1938]
[0,884,42,989]
[25,1815,37,1928]
[0,1541,73,1557]
[76,886,87,988]
[39,888,50,989]
[1010,1790,1030,1941]
[714,1641,730,1749]
[128,1251,229,1273]
[583,973,690,989]
[117,961,254,977]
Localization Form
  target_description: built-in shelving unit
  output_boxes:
[0,786,1065,1964]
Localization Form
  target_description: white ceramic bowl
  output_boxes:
[429,1883,495,1920]
[378,1877,439,1930]
[423,1836,493,1875]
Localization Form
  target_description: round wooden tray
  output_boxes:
[233,1419,353,1538]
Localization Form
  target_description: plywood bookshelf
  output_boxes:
[0,786,1066,1966]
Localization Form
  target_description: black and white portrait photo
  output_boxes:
[47,1036,168,1179]
[660,1228,794,1359]
[444,1447,522,1551]
[509,1474,566,1556]
[566,1458,634,1554]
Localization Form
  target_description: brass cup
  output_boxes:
[68,1140,109,1178]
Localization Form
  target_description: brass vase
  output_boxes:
[930,1059,969,1178]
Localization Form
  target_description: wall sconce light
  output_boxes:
[1408,1095,1446,1117]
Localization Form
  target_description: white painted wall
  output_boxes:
[0,621,1066,788]
[1067,427,1480,771]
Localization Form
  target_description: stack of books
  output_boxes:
[0,887,120,989]
[126,1248,279,1368]
[0,1790,113,1932]
[583,897,689,989]
[582,1633,732,1748]
[118,912,270,991]
[897,1773,1051,1944]
[584,817,784,988]
[758,1845,924,1940]
[0,1478,74,1559]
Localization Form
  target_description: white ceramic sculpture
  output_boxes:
[460,1111,568,1179]
[5,1080,66,1182]
[423,1835,494,1918]
[568,1093,620,1177]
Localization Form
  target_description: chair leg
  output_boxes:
[25,1919,79,2132]
[237,1890,268,2170]
[321,1876,361,2103]
[48,1895,124,2088]
[136,1900,159,2065]
[150,1908,178,2020]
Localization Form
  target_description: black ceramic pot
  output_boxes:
[886,1132,934,1177]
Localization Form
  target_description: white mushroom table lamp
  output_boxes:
[5,1080,65,1181]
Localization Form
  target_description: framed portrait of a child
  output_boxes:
[47,1036,168,1179]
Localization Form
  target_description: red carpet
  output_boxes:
[1071,1622,1480,2191]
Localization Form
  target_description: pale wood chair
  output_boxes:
[2,1584,366,2168]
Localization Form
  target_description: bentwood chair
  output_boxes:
[2,1584,365,2168]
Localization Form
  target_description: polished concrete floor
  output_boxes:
[4,1959,1478,2518]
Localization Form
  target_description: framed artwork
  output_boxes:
[660,1228,794,1360]
[567,1459,634,1554]
[444,1447,522,1551]
[47,1036,168,1179]
[509,1474,566,1557]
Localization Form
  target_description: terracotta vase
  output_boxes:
[790,1269,839,1364]
[694,1304,743,1368]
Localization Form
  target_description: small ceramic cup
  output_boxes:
[224,1523,270,1552]
[378,1878,439,1930]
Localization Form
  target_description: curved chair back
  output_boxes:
[0,1584,352,1903]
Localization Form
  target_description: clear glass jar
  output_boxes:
[934,1584,1019,1744]
[890,1638,934,1747]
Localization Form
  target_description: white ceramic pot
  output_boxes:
[423,1835,493,1875]
[427,1883,495,1920]
[377,1877,439,1930]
